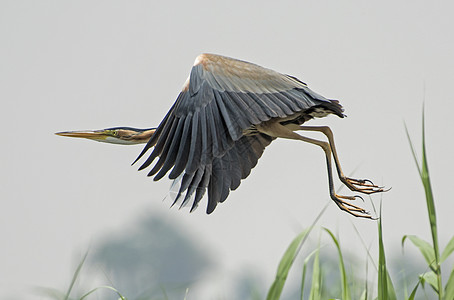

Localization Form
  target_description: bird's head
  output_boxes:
[55,127,156,145]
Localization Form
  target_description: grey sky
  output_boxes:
[1,0,454,298]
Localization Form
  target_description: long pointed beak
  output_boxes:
[55,130,108,141]
[56,127,155,145]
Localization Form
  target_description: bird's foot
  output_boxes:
[332,194,374,219]
[341,177,389,194]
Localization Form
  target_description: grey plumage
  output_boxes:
[134,53,344,213]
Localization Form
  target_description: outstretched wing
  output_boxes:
[169,132,274,213]
[135,53,342,213]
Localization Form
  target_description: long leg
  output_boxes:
[297,126,385,194]
[256,122,372,218]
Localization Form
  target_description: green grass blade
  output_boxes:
[64,252,88,300]
[266,227,313,300]
[359,289,367,300]
[440,236,454,263]
[425,111,442,297]
[406,109,442,299]
[351,222,378,272]
[309,249,322,300]
[324,228,350,300]
[444,265,454,299]
[404,123,421,175]
[402,235,436,271]
[378,205,387,300]
[408,279,422,300]
[80,286,127,300]
[267,204,328,300]
[300,249,318,300]
[377,205,397,300]
[420,108,442,298]
[184,288,190,300]
[387,273,397,300]
[420,271,438,293]
[301,264,308,300]
[363,254,369,300]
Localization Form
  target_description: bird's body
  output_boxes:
[57,54,385,218]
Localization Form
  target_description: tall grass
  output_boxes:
[266,113,454,299]
[403,111,454,299]
[377,203,397,300]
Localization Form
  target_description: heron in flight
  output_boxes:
[57,53,385,218]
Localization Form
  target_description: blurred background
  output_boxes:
[1,0,453,299]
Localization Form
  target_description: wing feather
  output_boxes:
[247,92,279,118]
[147,118,179,177]
[204,101,220,157]
[208,158,227,206]
[153,116,186,181]
[175,171,195,204]
[208,98,233,156]
[261,93,294,116]
[272,91,300,111]
[137,53,343,214]
[185,111,202,174]
[226,148,242,190]
[181,167,204,207]
[220,92,250,130]
[199,106,212,166]
[168,116,192,179]
[139,115,176,171]
[205,133,274,212]
[238,92,269,121]
[225,92,261,124]
[192,164,212,212]
[213,90,242,140]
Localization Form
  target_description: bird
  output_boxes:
[56,53,386,218]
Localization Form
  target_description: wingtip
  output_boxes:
[131,158,138,166]
[189,203,199,213]
[206,202,217,214]
[132,144,152,167]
